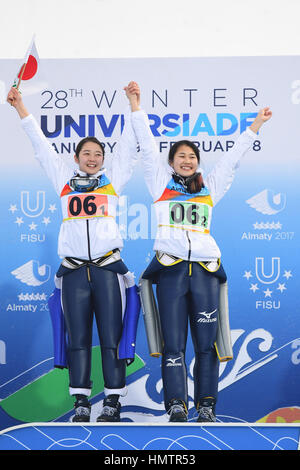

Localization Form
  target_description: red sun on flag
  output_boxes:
[18,55,38,81]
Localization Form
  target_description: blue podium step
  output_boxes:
[0,422,299,451]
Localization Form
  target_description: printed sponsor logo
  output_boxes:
[197,309,217,323]
[166,357,182,367]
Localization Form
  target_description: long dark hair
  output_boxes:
[75,137,105,158]
[169,140,204,194]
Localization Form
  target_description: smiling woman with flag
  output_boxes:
[7,82,141,423]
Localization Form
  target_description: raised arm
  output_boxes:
[124,81,141,113]
[129,91,170,200]
[205,107,272,205]
[7,87,73,194]
[107,81,141,194]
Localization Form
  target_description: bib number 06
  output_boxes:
[169,202,209,227]
[67,194,108,218]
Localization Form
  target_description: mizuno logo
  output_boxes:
[197,309,217,323]
[166,357,182,367]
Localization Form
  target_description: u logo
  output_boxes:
[255,257,280,285]
[20,191,45,218]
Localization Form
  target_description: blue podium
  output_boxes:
[0,422,299,451]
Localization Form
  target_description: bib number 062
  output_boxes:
[169,202,208,227]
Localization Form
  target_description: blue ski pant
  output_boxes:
[156,261,220,411]
[61,264,126,396]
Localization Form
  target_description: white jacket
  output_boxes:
[21,111,138,260]
[131,110,257,262]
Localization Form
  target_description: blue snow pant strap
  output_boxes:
[61,264,126,396]
[156,261,220,411]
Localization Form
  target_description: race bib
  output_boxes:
[67,194,108,219]
[169,202,209,228]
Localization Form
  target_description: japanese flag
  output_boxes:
[13,35,47,96]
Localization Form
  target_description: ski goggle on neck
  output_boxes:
[69,175,100,192]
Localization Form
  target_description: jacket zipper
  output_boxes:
[86,220,92,282]
[186,231,192,276]
[186,231,191,261]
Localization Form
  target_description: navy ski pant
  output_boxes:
[61,264,126,395]
[156,261,220,411]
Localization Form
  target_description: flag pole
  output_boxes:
[9,62,26,105]
[16,63,26,91]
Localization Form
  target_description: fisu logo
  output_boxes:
[255,257,280,285]
[243,256,292,309]
[9,190,57,237]
[20,191,45,218]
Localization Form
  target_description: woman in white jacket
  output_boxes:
[7,83,141,423]
[129,89,272,422]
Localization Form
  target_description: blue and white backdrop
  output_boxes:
[0,56,300,429]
